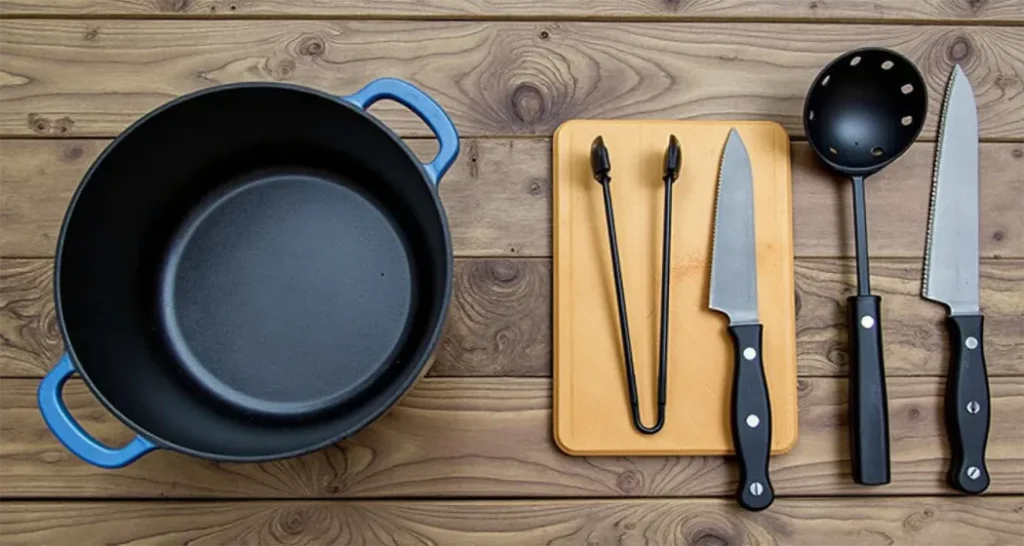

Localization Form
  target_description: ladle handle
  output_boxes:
[848,294,891,486]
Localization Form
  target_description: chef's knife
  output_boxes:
[710,129,774,511]
[924,64,990,495]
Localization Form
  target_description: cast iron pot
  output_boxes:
[38,78,459,467]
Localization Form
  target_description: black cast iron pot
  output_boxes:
[38,78,459,467]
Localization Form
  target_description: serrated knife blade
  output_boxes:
[923,64,979,315]
[710,129,759,325]
[925,65,990,495]
[709,129,774,511]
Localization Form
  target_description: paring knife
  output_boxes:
[923,65,990,495]
[710,129,774,511]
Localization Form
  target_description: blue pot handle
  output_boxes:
[342,78,460,185]
[38,354,157,468]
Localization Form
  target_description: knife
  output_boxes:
[710,129,774,511]
[923,65,990,495]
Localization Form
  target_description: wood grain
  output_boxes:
[2,0,1023,22]
[2,498,1022,546]
[2,139,1021,259]
[1,376,1021,498]
[793,259,1024,376]
[1,21,1021,139]
[4,258,1021,378]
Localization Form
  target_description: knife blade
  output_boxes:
[924,64,990,494]
[710,129,774,511]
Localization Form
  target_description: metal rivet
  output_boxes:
[966,336,978,350]
[967,466,982,480]
[743,347,757,361]
[749,482,764,496]
[967,401,981,414]
[860,315,875,329]
[746,414,760,428]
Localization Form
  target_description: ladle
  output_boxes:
[803,47,927,486]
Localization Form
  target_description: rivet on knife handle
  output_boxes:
[945,314,990,494]
[729,323,774,511]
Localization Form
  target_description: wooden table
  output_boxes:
[0,1,1022,544]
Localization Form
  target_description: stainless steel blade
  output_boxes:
[923,65,980,315]
[710,129,759,325]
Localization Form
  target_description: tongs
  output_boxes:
[591,135,682,434]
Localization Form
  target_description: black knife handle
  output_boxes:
[848,295,891,486]
[946,314,991,494]
[728,323,774,511]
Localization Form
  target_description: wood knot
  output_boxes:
[29,114,49,134]
[298,35,326,57]
[275,507,307,536]
[83,28,99,41]
[156,0,194,11]
[539,30,550,40]
[494,327,515,349]
[28,114,74,136]
[903,508,934,532]
[663,0,684,11]
[828,342,848,368]
[793,289,802,316]
[947,36,972,64]
[796,378,812,395]
[622,522,637,531]
[809,0,821,8]
[62,145,84,161]
[965,0,986,12]
[992,230,1005,242]
[467,141,480,178]
[270,58,296,80]
[510,83,546,125]
[488,260,519,283]
[905,405,921,421]
[1012,148,1023,159]
[528,179,544,196]
[616,469,642,493]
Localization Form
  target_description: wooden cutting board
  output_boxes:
[552,120,798,456]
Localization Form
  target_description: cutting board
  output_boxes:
[552,120,798,456]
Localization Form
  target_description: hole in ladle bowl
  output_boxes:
[822,75,830,86]
[882,60,894,70]
[902,115,913,126]
[809,110,815,120]
[901,83,914,94]
[829,147,839,155]
[871,147,884,156]
[850,56,861,66]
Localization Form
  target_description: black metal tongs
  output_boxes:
[591,135,682,434]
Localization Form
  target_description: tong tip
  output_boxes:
[663,134,682,183]
[590,136,611,182]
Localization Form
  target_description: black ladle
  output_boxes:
[803,47,927,486]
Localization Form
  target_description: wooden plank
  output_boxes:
[3,258,1022,378]
[2,0,1023,22]
[0,376,1021,498]
[1,21,1021,139]
[2,139,1021,259]
[2,498,1022,546]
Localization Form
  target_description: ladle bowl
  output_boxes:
[805,47,926,175]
